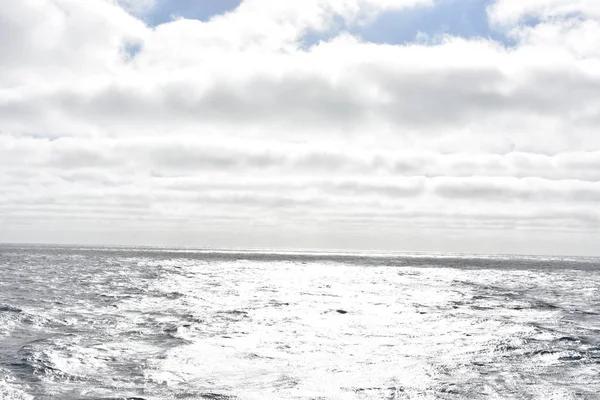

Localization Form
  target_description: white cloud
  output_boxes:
[117,0,157,14]
[488,0,600,26]
[0,0,599,255]
[0,0,146,86]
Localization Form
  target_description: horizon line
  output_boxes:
[1,242,598,260]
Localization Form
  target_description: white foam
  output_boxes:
[0,381,33,400]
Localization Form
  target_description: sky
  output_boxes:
[1,0,600,256]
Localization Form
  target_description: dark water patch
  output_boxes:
[143,290,185,300]
[555,336,589,344]
[173,393,202,399]
[99,294,133,300]
[162,325,180,335]
[472,306,494,311]
[352,386,404,395]
[532,300,560,310]
[239,352,276,361]
[4,360,39,381]
[508,305,529,310]
[258,286,278,293]
[181,314,205,324]
[353,387,373,392]
[438,383,460,395]
[588,346,600,353]
[86,397,147,400]
[125,328,190,345]
[219,310,248,316]
[559,354,583,361]
[0,305,22,313]
[273,374,299,389]
[527,349,558,357]
[199,393,236,400]
[164,291,185,299]
[494,343,520,353]
[269,300,290,307]
[449,301,464,309]
[586,347,600,360]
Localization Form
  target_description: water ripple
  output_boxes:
[0,245,598,399]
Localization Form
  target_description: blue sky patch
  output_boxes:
[356,0,508,44]
[131,0,522,47]
[122,41,143,60]
[135,0,242,26]
[301,0,514,48]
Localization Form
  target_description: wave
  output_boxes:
[0,381,33,400]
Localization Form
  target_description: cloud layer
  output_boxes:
[1,0,599,255]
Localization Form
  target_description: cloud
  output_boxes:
[0,0,146,87]
[117,0,157,14]
[488,0,600,26]
[0,0,599,254]
[2,35,599,156]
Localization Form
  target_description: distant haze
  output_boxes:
[1,0,600,256]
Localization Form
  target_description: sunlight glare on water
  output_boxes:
[0,245,599,399]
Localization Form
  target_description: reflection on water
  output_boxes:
[0,245,599,399]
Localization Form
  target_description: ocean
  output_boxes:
[0,244,598,399]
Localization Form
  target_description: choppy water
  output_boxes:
[0,245,599,400]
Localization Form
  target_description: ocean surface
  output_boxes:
[0,245,599,400]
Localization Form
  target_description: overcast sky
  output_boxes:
[1,0,599,256]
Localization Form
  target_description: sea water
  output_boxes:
[0,245,599,399]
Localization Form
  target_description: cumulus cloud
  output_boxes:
[0,0,599,255]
